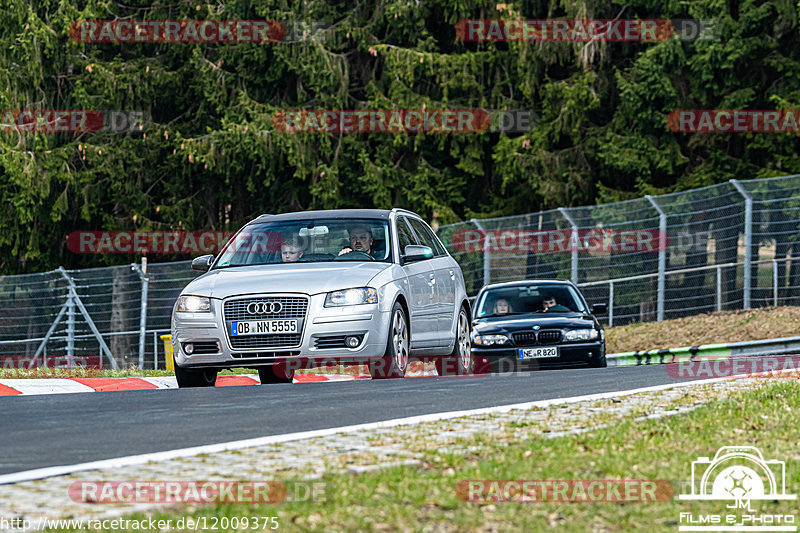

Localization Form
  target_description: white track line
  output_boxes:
[0,376,733,485]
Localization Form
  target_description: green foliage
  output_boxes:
[0,0,799,272]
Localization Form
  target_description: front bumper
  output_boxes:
[472,341,605,371]
[172,294,391,369]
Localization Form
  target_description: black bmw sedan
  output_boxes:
[470,280,607,372]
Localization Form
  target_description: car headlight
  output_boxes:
[473,334,510,346]
[177,295,211,313]
[325,287,378,307]
[563,328,599,341]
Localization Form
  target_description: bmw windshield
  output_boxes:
[213,218,391,267]
[476,284,587,318]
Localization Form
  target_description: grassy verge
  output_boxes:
[607,305,800,353]
[56,379,799,532]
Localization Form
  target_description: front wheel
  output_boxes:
[589,346,607,368]
[436,308,472,376]
[174,357,218,388]
[369,302,409,379]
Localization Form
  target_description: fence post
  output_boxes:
[471,219,490,286]
[730,179,752,309]
[558,207,579,284]
[66,280,75,369]
[773,259,778,306]
[716,265,722,312]
[57,267,119,370]
[131,260,149,370]
[645,195,667,321]
[608,281,614,327]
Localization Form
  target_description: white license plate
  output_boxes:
[231,320,298,336]
[518,347,559,359]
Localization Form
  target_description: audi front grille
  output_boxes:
[223,296,308,350]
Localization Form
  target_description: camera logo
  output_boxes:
[678,446,796,532]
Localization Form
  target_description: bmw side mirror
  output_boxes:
[191,254,215,272]
[402,245,433,264]
[591,303,607,315]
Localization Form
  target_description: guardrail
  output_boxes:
[608,336,800,367]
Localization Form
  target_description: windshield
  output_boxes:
[214,218,391,267]
[475,284,586,318]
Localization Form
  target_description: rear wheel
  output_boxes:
[369,302,409,379]
[174,357,218,388]
[258,363,295,384]
[436,308,472,376]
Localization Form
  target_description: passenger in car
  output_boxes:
[493,298,513,315]
[281,237,305,262]
[338,224,375,257]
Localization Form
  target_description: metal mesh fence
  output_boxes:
[440,174,800,326]
[0,261,201,370]
[0,174,798,369]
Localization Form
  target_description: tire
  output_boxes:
[174,357,218,388]
[436,307,472,376]
[589,346,607,368]
[258,363,295,384]
[369,302,409,379]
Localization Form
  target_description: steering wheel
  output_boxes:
[334,250,374,261]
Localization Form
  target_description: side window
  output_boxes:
[408,218,445,256]
[396,217,418,254]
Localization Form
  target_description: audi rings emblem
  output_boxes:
[246,301,283,314]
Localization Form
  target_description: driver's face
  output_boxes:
[349,230,372,253]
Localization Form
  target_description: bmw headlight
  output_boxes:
[563,328,599,341]
[177,295,211,313]
[325,287,378,307]
[472,334,510,346]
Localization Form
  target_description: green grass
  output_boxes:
[54,380,800,532]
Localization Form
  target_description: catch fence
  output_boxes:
[1,174,798,369]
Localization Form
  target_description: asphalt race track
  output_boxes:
[0,365,714,477]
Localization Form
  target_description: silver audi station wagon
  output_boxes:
[171,209,472,387]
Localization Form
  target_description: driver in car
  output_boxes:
[338,224,375,257]
[542,294,570,312]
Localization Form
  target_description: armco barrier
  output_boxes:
[607,336,800,367]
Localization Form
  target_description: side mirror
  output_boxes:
[191,254,215,272]
[402,245,433,264]
[591,303,607,315]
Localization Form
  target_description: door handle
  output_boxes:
[449,269,455,280]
